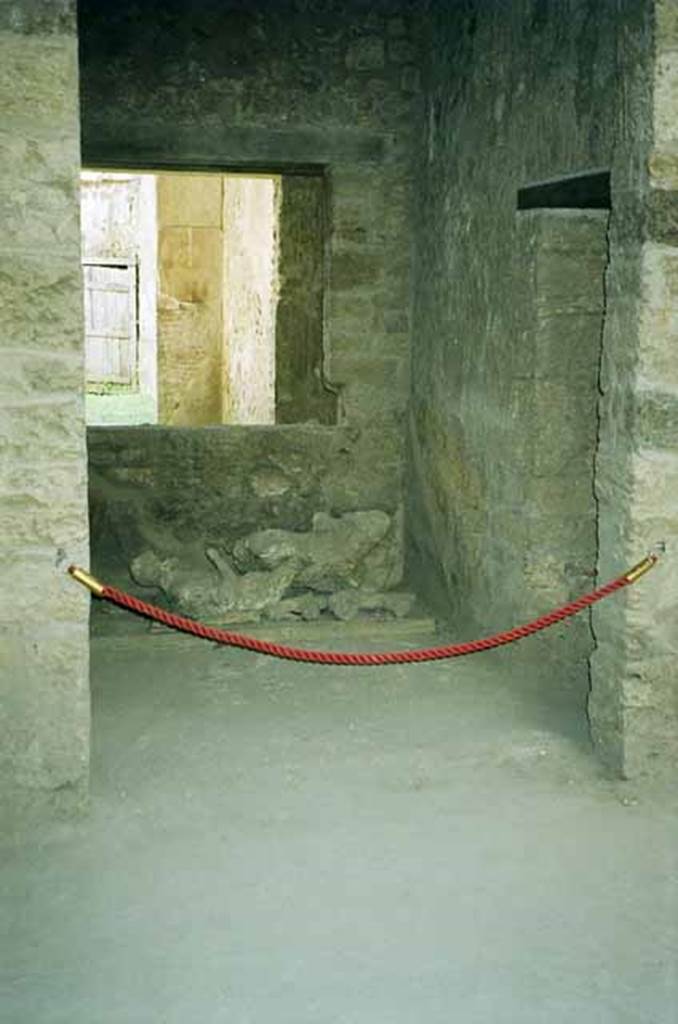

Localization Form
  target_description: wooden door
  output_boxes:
[83,261,138,387]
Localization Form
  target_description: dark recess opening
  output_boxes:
[517,170,611,210]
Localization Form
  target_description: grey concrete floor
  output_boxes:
[2,622,677,1023]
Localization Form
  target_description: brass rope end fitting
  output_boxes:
[68,565,105,597]
[625,553,659,584]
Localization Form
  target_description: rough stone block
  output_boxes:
[622,704,678,779]
[0,399,86,462]
[640,242,678,312]
[330,251,384,291]
[634,389,678,448]
[648,151,678,190]
[0,622,89,792]
[346,37,385,71]
[0,460,88,547]
[0,31,79,127]
[0,351,83,400]
[0,1,75,36]
[388,39,416,64]
[656,0,678,49]
[0,163,80,252]
[645,187,678,243]
[654,51,678,151]
[0,546,89,626]
[0,251,84,351]
[400,67,421,94]
[387,17,407,38]
[157,174,223,228]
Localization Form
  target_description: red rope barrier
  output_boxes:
[69,553,658,666]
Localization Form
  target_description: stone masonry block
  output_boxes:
[622,704,678,779]
[634,389,678,448]
[330,251,383,291]
[656,0,678,49]
[648,151,678,190]
[645,187,678,244]
[0,31,79,127]
[159,227,223,302]
[388,39,416,64]
[0,168,80,252]
[0,622,89,793]
[0,546,89,626]
[387,17,407,38]
[0,251,84,351]
[0,400,86,462]
[0,351,84,400]
[0,461,88,547]
[654,50,678,151]
[640,242,678,312]
[339,357,408,421]
[346,37,385,71]
[157,174,223,228]
[0,1,75,36]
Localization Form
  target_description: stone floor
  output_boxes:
[2,622,677,1023]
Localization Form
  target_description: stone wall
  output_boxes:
[407,0,664,764]
[78,0,419,590]
[0,0,90,823]
[78,0,418,431]
[87,425,403,591]
[590,0,678,777]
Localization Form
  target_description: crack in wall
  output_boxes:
[586,208,612,732]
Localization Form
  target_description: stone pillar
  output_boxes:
[0,0,90,824]
[157,174,225,426]
[590,0,677,777]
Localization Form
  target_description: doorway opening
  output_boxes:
[80,169,337,426]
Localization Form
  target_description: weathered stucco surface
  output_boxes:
[407,0,676,772]
[510,209,608,689]
[407,0,623,618]
[0,0,90,823]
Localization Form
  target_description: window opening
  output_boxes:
[80,169,336,426]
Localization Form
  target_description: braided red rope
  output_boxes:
[69,552,657,666]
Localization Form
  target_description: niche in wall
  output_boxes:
[517,169,611,210]
[80,169,336,426]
